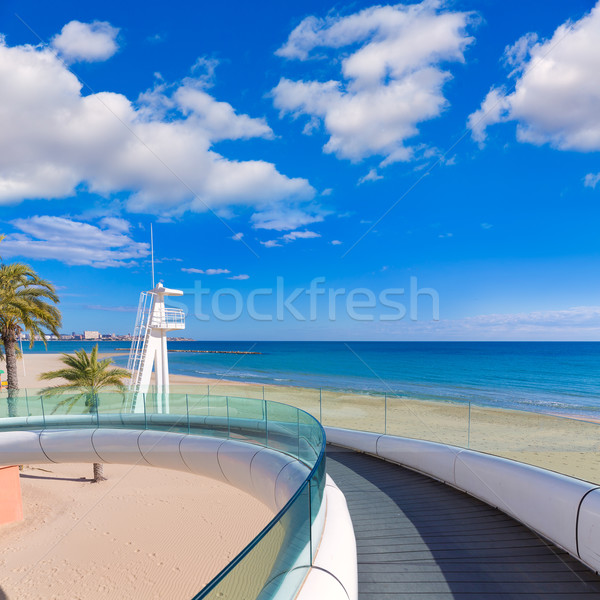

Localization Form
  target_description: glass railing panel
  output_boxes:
[187,393,229,439]
[38,391,97,428]
[310,456,326,534]
[384,395,469,447]
[207,383,263,401]
[298,410,321,466]
[226,396,267,446]
[195,483,311,600]
[320,389,385,433]
[469,405,600,484]
[264,386,321,422]
[266,401,303,458]
[0,391,45,428]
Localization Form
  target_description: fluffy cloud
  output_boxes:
[385,305,600,340]
[584,173,600,188]
[229,274,250,280]
[282,230,321,241]
[273,2,474,164]
[468,4,600,150]
[250,204,326,231]
[85,304,137,312]
[0,34,314,223]
[181,267,230,275]
[51,21,120,63]
[358,168,383,184]
[1,216,148,267]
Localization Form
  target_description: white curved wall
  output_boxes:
[0,428,307,514]
[325,426,600,576]
[0,426,357,600]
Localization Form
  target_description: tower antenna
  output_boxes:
[151,223,155,288]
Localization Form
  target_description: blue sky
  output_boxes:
[1,0,600,340]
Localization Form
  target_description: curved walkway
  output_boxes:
[326,444,600,600]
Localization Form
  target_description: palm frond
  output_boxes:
[40,345,130,413]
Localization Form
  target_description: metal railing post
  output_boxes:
[308,480,313,564]
[319,388,322,424]
[40,394,46,428]
[265,400,269,448]
[297,410,300,460]
[143,393,147,430]
[226,397,230,438]
[384,392,387,435]
[94,393,100,427]
[468,400,471,449]
[186,393,190,434]
[25,389,30,416]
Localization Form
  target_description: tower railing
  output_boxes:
[149,307,185,329]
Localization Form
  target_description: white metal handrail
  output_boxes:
[149,308,185,328]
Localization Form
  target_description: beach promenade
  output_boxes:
[327,445,600,599]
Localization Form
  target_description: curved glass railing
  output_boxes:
[134,382,600,485]
[0,390,326,600]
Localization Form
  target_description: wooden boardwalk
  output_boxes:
[326,444,600,600]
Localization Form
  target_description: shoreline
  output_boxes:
[7,352,600,484]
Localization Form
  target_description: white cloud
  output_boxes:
[181,267,230,275]
[469,4,600,151]
[467,87,510,144]
[51,20,119,63]
[231,232,244,240]
[502,32,538,73]
[385,305,600,340]
[229,274,250,280]
[358,168,383,184]
[438,232,453,238]
[205,268,230,275]
[481,222,493,229]
[584,173,600,188]
[99,216,131,232]
[0,35,315,224]
[85,304,137,312]
[282,230,321,242]
[331,239,342,245]
[251,204,326,231]
[260,240,281,248]
[273,2,474,164]
[1,215,148,268]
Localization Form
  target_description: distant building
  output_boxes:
[84,331,100,340]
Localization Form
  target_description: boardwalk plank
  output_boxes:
[326,444,600,599]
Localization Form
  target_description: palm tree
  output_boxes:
[40,345,130,483]
[0,263,61,416]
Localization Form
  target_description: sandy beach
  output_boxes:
[2,350,600,599]
[0,463,273,600]
[7,352,600,484]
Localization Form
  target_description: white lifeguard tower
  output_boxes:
[127,282,185,413]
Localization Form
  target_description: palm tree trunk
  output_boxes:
[92,462,107,482]
[2,330,19,417]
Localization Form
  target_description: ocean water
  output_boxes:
[22,341,600,419]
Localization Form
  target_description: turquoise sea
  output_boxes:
[22,341,600,419]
